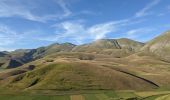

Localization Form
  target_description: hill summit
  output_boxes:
[141,31,170,62]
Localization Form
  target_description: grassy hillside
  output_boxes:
[0,52,164,92]
[0,38,144,69]
[72,38,144,57]
[140,31,170,62]
[0,43,76,69]
[0,31,170,99]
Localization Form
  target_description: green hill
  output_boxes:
[72,38,144,57]
[0,38,144,68]
[0,53,158,91]
[0,43,76,69]
[1,31,170,93]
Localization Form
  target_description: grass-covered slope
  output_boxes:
[72,38,144,57]
[140,31,170,62]
[0,53,159,91]
[0,38,144,68]
[0,43,76,69]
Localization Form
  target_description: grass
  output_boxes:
[95,94,110,100]
[0,95,70,100]
[83,94,99,100]
[2,60,158,91]
[0,90,170,100]
[1,51,170,100]
[104,91,118,98]
[135,91,170,97]
[142,94,170,100]
[1,51,170,91]
[0,90,139,100]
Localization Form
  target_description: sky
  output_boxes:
[0,0,170,51]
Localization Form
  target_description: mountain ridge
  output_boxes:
[0,38,144,69]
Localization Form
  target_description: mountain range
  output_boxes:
[0,30,170,93]
[0,38,144,69]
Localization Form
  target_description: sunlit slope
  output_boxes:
[72,38,144,57]
[141,31,170,62]
[0,53,158,91]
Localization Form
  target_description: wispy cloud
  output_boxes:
[135,0,161,17]
[39,19,143,44]
[0,25,20,47]
[0,47,14,51]
[88,22,118,40]
[158,5,170,16]
[0,0,42,22]
[56,0,72,17]
[0,24,53,51]
[125,28,155,41]
[0,0,72,22]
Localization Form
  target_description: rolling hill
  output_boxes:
[0,38,144,69]
[72,38,144,57]
[0,52,159,91]
[0,43,76,69]
[0,31,170,95]
[140,31,170,62]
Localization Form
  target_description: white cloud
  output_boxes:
[56,0,72,17]
[0,25,23,51]
[135,0,161,17]
[125,28,154,41]
[0,0,72,22]
[40,19,135,44]
[0,25,21,46]
[0,47,14,51]
[157,5,170,16]
[0,0,43,22]
[0,18,148,50]
[88,22,117,40]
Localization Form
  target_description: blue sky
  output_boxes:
[0,0,170,51]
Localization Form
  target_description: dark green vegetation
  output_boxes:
[0,31,170,99]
